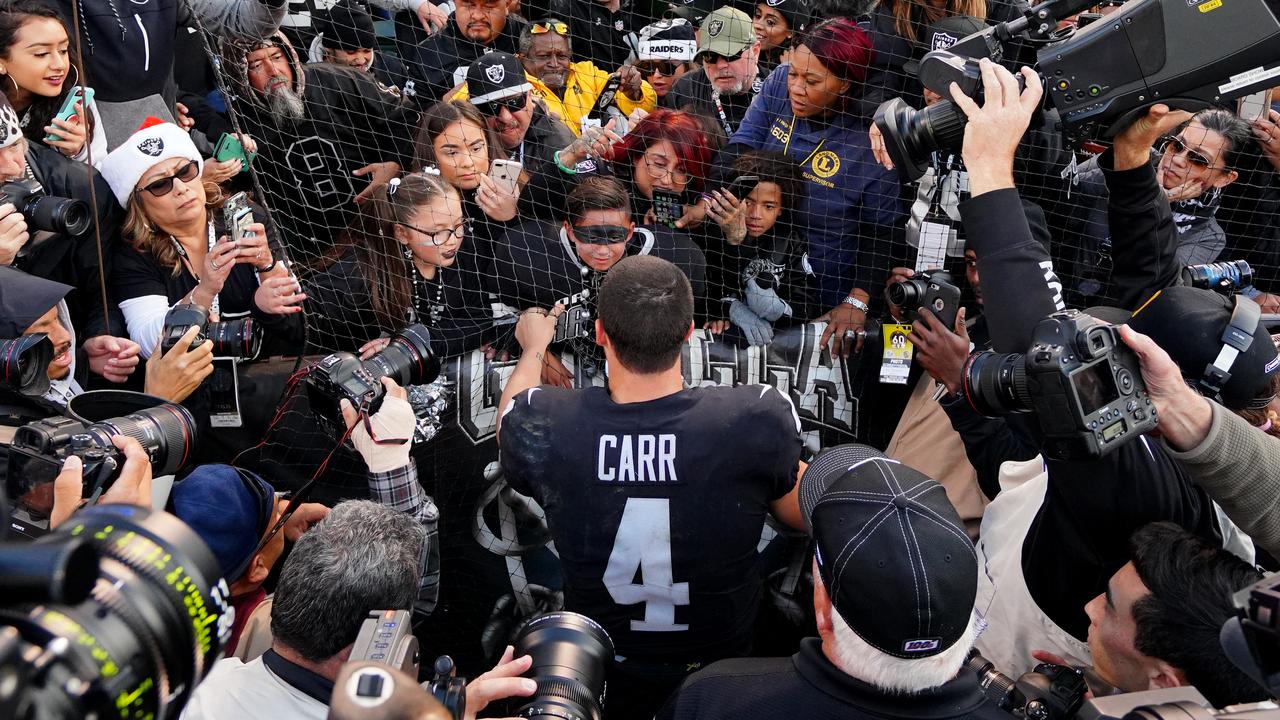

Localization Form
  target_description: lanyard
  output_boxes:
[171,223,220,317]
[711,90,734,138]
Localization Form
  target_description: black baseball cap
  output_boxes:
[904,15,989,75]
[800,444,978,659]
[467,51,533,107]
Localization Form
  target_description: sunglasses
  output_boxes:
[477,92,528,117]
[530,21,569,35]
[701,48,745,65]
[137,159,200,197]
[572,224,630,244]
[1158,135,1224,172]
[635,60,683,77]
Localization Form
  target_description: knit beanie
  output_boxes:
[100,117,203,208]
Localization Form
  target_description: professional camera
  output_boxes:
[967,651,1089,719]
[6,400,198,533]
[1182,261,1254,294]
[513,611,614,720]
[0,333,54,396]
[887,270,962,329]
[962,310,1158,460]
[873,0,1280,180]
[342,609,467,719]
[304,324,440,437]
[159,303,263,360]
[0,502,234,719]
[1081,689,1280,719]
[0,179,91,236]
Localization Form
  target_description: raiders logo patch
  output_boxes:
[766,0,785,6]
[751,77,764,94]
[485,63,506,84]
[707,18,724,36]
[931,31,959,50]
[614,19,624,30]
[137,137,164,156]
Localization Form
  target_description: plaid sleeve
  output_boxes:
[368,462,441,616]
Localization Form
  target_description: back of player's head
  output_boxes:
[566,176,631,224]
[597,256,693,374]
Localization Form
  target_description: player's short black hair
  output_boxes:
[597,256,692,374]
[566,176,632,225]
[1129,522,1265,707]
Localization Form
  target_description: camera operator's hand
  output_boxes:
[1252,108,1280,173]
[869,122,894,171]
[83,335,142,383]
[952,59,1042,197]
[912,307,971,395]
[144,325,214,403]
[818,290,870,358]
[340,377,414,473]
[1118,324,1211,451]
[463,645,536,720]
[515,305,563,354]
[0,203,29,266]
[49,435,153,529]
[884,267,916,321]
[1111,103,1194,171]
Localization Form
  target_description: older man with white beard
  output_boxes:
[230,34,419,256]
[661,6,763,138]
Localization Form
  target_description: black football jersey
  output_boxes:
[499,384,801,663]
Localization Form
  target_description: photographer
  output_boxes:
[496,256,802,720]
[181,500,530,720]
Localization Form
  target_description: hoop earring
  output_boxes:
[4,73,17,95]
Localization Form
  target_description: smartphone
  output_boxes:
[725,175,760,201]
[652,188,685,228]
[214,133,256,172]
[586,74,622,123]
[44,86,94,143]
[489,159,522,195]
[1239,90,1270,122]
[223,192,254,244]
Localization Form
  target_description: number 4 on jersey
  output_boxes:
[603,498,690,631]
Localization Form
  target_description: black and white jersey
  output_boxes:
[500,384,802,663]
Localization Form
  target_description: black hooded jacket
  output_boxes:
[401,15,528,104]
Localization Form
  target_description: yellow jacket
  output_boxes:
[455,61,657,136]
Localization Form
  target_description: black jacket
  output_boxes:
[402,16,528,104]
[657,638,1009,720]
[511,104,578,223]
[703,225,819,325]
[663,69,760,138]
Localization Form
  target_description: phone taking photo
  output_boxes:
[652,188,685,228]
[223,192,254,245]
[1239,90,1270,122]
[725,175,760,202]
[489,159,522,195]
[214,133,257,172]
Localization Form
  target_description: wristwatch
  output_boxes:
[842,295,870,313]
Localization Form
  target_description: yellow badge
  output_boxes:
[1198,0,1221,12]
[811,151,840,179]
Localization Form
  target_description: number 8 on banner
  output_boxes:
[603,498,690,631]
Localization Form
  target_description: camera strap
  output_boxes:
[1200,295,1260,400]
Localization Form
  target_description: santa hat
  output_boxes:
[100,117,204,208]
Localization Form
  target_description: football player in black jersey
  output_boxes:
[497,255,804,720]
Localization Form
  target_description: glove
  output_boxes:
[729,299,774,346]
[350,392,415,473]
[745,278,793,322]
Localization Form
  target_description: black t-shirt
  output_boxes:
[500,384,802,662]
[703,227,819,324]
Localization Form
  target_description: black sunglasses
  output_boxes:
[635,60,683,77]
[701,48,745,65]
[137,159,200,198]
[477,92,529,117]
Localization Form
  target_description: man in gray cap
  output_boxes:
[662,6,762,137]
[658,444,1004,720]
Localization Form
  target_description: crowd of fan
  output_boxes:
[3,0,1280,716]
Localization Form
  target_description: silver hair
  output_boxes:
[270,500,426,662]
[266,83,306,124]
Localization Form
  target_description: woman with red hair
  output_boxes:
[609,108,713,227]
[721,17,904,356]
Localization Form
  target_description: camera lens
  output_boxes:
[207,318,263,360]
[4,505,233,720]
[25,195,91,236]
[886,277,921,310]
[964,352,1034,415]
[513,611,615,720]
[84,404,198,477]
[873,98,970,181]
[0,334,54,396]
[965,652,1020,712]
[364,324,440,389]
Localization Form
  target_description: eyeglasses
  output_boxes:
[136,160,200,197]
[530,21,569,35]
[477,92,528,117]
[702,48,745,65]
[399,219,467,246]
[641,152,689,183]
[1158,135,1225,172]
[635,60,683,77]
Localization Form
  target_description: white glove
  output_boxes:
[745,278,793,322]
[349,392,415,473]
[729,299,774,346]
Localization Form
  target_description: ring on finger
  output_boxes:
[211,260,221,271]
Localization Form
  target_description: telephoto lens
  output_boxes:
[0,179,91,236]
[513,612,615,720]
[966,651,1021,712]
[873,97,970,181]
[1181,260,1254,293]
[0,505,234,720]
[0,333,54,396]
[205,317,263,359]
[962,351,1033,416]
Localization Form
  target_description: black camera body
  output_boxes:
[160,303,263,360]
[0,333,53,396]
[963,310,1158,460]
[0,178,91,236]
[887,270,962,330]
[305,324,439,437]
[969,652,1089,720]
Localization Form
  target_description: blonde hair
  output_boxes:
[122,179,225,276]
[893,0,987,44]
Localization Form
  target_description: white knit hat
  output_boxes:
[100,117,204,207]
